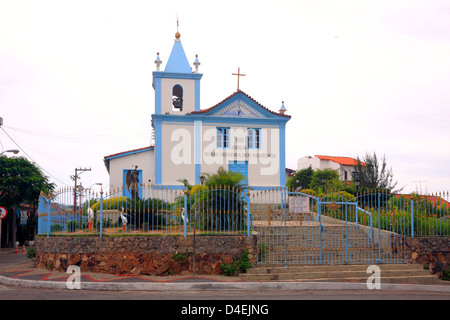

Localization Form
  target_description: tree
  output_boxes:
[202,167,247,192]
[0,156,55,208]
[353,152,400,192]
[286,166,314,190]
[310,168,341,194]
[0,155,55,246]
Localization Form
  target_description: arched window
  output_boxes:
[172,85,183,111]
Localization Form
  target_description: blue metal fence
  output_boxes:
[37,187,449,265]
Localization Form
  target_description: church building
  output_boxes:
[103,31,291,194]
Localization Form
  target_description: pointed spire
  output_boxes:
[164,36,191,73]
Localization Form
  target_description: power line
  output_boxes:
[1,126,70,187]
[4,125,150,144]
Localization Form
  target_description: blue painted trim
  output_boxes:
[279,123,286,186]
[151,185,286,190]
[250,186,288,190]
[152,113,289,126]
[153,75,161,114]
[154,120,162,185]
[104,147,154,161]
[153,71,203,80]
[195,78,201,111]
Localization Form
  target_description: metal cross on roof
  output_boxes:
[232,67,246,91]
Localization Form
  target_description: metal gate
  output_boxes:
[252,190,407,265]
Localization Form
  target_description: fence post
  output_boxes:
[47,198,51,238]
[411,200,414,238]
[377,192,382,263]
[100,188,104,237]
[184,193,187,237]
[246,190,251,237]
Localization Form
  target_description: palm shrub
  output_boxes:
[180,167,248,232]
[126,198,171,227]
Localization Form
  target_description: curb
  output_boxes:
[1,274,450,293]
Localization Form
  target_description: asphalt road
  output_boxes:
[1,284,447,320]
[1,284,448,300]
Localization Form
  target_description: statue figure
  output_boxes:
[126,166,142,200]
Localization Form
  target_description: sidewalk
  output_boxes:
[1,248,450,293]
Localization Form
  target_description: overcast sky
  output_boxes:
[1,0,449,194]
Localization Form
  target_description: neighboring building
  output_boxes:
[103,31,291,193]
[297,155,364,181]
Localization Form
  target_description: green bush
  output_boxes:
[220,249,252,276]
[26,246,36,259]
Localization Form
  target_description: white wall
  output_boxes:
[297,156,354,181]
[160,121,282,187]
[108,150,154,192]
[160,78,196,115]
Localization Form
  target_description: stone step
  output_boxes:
[246,264,423,274]
[257,252,400,265]
[240,264,446,285]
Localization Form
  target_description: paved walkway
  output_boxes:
[1,248,449,293]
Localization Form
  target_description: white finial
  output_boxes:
[193,54,200,73]
[155,52,162,71]
[279,101,287,114]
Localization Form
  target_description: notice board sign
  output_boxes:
[289,196,310,213]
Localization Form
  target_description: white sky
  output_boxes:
[1,0,449,194]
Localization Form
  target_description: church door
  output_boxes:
[228,161,248,185]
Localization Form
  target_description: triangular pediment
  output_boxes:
[213,98,265,118]
[192,90,290,120]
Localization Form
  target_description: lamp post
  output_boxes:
[321,177,326,194]
[352,171,360,193]
[355,179,360,193]
[0,149,19,155]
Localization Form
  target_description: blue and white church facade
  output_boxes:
[104,31,291,193]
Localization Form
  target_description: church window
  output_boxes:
[216,127,229,148]
[247,128,260,149]
[172,85,183,111]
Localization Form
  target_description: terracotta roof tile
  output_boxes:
[315,155,365,166]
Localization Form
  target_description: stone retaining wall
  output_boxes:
[35,235,257,276]
[405,236,450,280]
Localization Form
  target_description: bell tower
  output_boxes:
[152,31,202,115]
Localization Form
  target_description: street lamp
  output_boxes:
[0,149,19,155]
[321,177,326,194]
[352,171,360,192]
[354,179,360,192]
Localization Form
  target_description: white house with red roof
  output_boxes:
[103,30,291,193]
[297,155,364,181]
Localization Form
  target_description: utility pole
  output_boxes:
[70,168,91,212]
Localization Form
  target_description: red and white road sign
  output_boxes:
[0,207,7,219]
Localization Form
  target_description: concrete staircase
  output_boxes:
[254,212,396,265]
[248,212,449,284]
[239,264,448,285]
